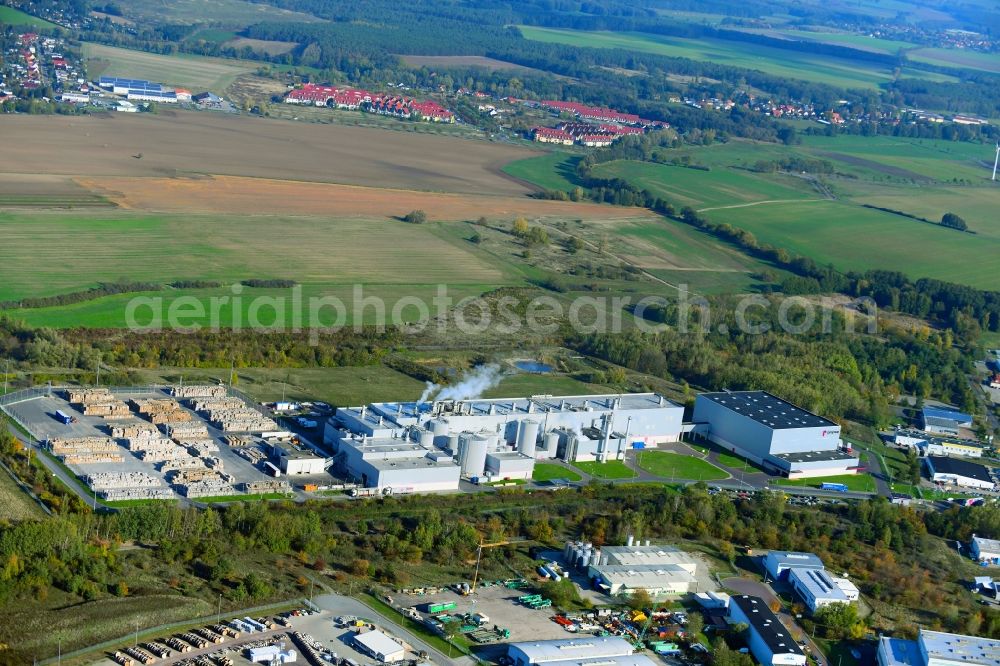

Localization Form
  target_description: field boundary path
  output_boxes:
[697,198,825,213]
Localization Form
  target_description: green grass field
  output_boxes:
[532,463,583,482]
[634,451,729,481]
[0,6,58,28]
[909,47,1000,75]
[503,153,583,192]
[591,160,816,210]
[710,199,1000,289]
[82,43,257,92]
[0,211,511,301]
[773,473,876,492]
[519,26,953,89]
[573,460,637,479]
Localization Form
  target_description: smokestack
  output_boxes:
[627,534,634,547]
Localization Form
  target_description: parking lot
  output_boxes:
[3,387,343,502]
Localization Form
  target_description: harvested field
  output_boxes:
[225,36,298,55]
[82,43,256,92]
[400,55,543,72]
[0,112,539,195]
[77,174,655,220]
[0,174,111,208]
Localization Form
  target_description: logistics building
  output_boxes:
[764,551,825,581]
[564,537,701,598]
[691,392,858,478]
[877,629,1000,666]
[508,638,659,666]
[972,535,1000,564]
[787,568,850,612]
[727,595,806,666]
[921,407,973,436]
[326,392,684,490]
[894,429,984,458]
[353,630,406,663]
[925,456,995,490]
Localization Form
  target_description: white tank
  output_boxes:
[518,420,540,457]
[413,427,434,448]
[459,432,490,477]
[430,419,449,436]
[542,431,559,453]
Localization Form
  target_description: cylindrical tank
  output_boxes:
[446,434,459,453]
[413,427,434,448]
[592,549,602,566]
[542,431,559,452]
[459,433,489,477]
[627,534,634,547]
[518,420,540,457]
[430,419,449,437]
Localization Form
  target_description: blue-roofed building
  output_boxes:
[921,406,973,436]
[877,629,1000,666]
[763,551,825,581]
[97,76,176,102]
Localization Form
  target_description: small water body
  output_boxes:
[514,360,553,373]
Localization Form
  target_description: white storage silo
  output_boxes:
[517,420,540,457]
[459,433,490,477]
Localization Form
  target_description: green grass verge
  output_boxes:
[0,6,58,28]
[531,463,583,482]
[634,450,729,481]
[503,153,583,192]
[773,473,876,493]
[195,492,295,503]
[573,460,636,479]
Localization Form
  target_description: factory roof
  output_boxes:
[509,638,636,663]
[765,551,825,570]
[920,629,1000,666]
[272,441,324,460]
[788,567,849,602]
[486,451,534,461]
[974,535,1000,554]
[878,637,921,666]
[354,630,405,657]
[699,391,835,429]
[922,406,973,425]
[366,454,457,471]
[590,563,696,589]
[774,450,856,464]
[927,456,993,484]
[601,545,699,569]
[370,392,680,422]
[731,595,804,658]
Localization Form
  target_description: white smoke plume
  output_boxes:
[418,381,437,403]
[421,364,504,402]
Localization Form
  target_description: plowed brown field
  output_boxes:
[77,174,652,220]
[0,111,539,195]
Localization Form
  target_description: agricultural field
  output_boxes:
[75,175,645,220]
[109,0,323,27]
[0,210,508,302]
[591,160,817,210]
[909,47,1000,75]
[0,5,58,28]
[510,134,1000,290]
[82,43,258,92]
[224,36,299,55]
[0,468,45,522]
[634,451,729,481]
[518,26,954,89]
[503,153,583,192]
[710,199,1000,289]
[0,112,539,196]
[400,55,547,74]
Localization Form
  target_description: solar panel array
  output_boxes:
[99,76,163,92]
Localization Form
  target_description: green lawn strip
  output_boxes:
[573,460,637,479]
[773,473,875,493]
[531,463,583,482]
[634,450,729,481]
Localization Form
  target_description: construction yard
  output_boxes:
[2,385,340,503]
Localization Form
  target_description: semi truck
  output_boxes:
[820,482,849,492]
[55,410,74,424]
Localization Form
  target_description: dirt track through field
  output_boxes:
[77,174,654,220]
[0,111,540,195]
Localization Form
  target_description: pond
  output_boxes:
[514,360,553,373]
